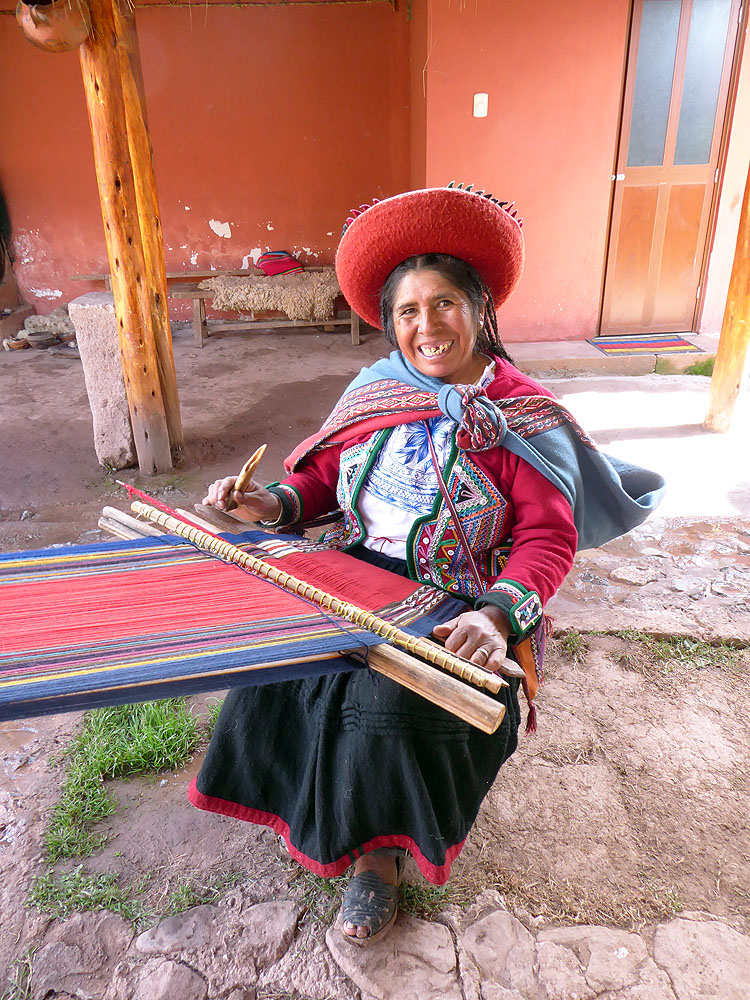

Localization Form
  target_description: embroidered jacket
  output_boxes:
[272,425,577,609]
[268,362,580,626]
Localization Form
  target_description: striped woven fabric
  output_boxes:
[0,530,464,722]
[256,251,304,276]
[588,334,703,356]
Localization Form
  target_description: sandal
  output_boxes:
[340,855,404,946]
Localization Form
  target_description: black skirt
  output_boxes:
[189,547,521,885]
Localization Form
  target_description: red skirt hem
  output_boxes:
[187,777,464,886]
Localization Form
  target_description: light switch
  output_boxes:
[473,93,489,118]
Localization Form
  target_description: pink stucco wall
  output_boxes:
[0,0,411,315]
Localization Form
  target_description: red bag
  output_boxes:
[256,251,304,276]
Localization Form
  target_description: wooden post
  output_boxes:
[114,4,184,451]
[704,159,750,433]
[79,0,172,474]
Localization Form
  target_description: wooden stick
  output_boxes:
[101,505,166,537]
[224,444,267,512]
[79,0,172,474]
[130,500,507,696]
[98,515,143,541]
[358,646,504,734]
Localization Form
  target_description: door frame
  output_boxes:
[597,0,747,335]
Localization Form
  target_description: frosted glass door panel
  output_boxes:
[627,0,681,167]
[674,0,733,164]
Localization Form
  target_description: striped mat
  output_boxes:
[588,334,703,356]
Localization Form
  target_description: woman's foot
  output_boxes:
[340,854,402,943]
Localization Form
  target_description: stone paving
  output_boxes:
[22,892,750,999]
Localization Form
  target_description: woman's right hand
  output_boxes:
[203,477,282,523]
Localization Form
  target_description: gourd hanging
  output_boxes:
[15,0,92,53]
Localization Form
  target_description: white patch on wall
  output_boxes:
[266,223,274,231]
[184,205,191,211]
[29,287,63,300]
[326,232,333,237]
[241,248,263,268]
[190,251,199,265]
[209,219,232,239]
[13,230,40,264]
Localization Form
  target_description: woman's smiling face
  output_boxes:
[391,268,485,384]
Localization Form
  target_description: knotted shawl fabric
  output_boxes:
[286,352,665,551]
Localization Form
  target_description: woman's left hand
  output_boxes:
[432,605,525,679]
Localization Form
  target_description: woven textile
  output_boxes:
[0,530,465,722]
[588,334,703,356]
[199,269,341,322]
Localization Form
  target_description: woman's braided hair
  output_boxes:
[379,253,515,366]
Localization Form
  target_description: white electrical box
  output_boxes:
[473,93,489,118]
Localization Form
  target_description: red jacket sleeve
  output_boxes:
[275,441,346,522]
[492,451,578,604]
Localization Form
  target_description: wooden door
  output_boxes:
[600,0,741,335]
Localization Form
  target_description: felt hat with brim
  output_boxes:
[335,186,524,330]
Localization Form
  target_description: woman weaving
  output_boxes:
[193,185,663,944]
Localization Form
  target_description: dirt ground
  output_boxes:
[1,324,749,984]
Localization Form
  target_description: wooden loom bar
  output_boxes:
[79,0,172,474]
[113,4,184,452]
[360,646,504,734]
[130,500,507,696]
[704,157,750,433]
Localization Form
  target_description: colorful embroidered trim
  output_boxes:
[266,483,303,524]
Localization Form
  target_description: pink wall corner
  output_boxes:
[700,19,750,337]
[420,0,630,343]
[0,2,411,317]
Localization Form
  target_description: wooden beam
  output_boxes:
[704,158,750,433]
[114,4,184,452]
[79,0,172,474]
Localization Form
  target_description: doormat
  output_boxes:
[588,334,703,356]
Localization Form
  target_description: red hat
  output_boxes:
[335,184,524,330]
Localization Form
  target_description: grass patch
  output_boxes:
[555,630,589,664]
[28,698,235,930]
[285,865,349,925]
[1,949,35,1000]
[537,737,597,767]
[45,698,204,861]
[206,696,224,733]
[453,865,684,929]
[608,630,744,681]
[161,871,245,916]
[28,866,146,923]
[400,880,473,919]
[682,357,714,376]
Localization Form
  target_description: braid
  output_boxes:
[476,278,515,366]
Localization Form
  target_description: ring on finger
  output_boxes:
[474,647,490,661]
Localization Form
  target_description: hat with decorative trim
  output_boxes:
[335,183,524,329]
